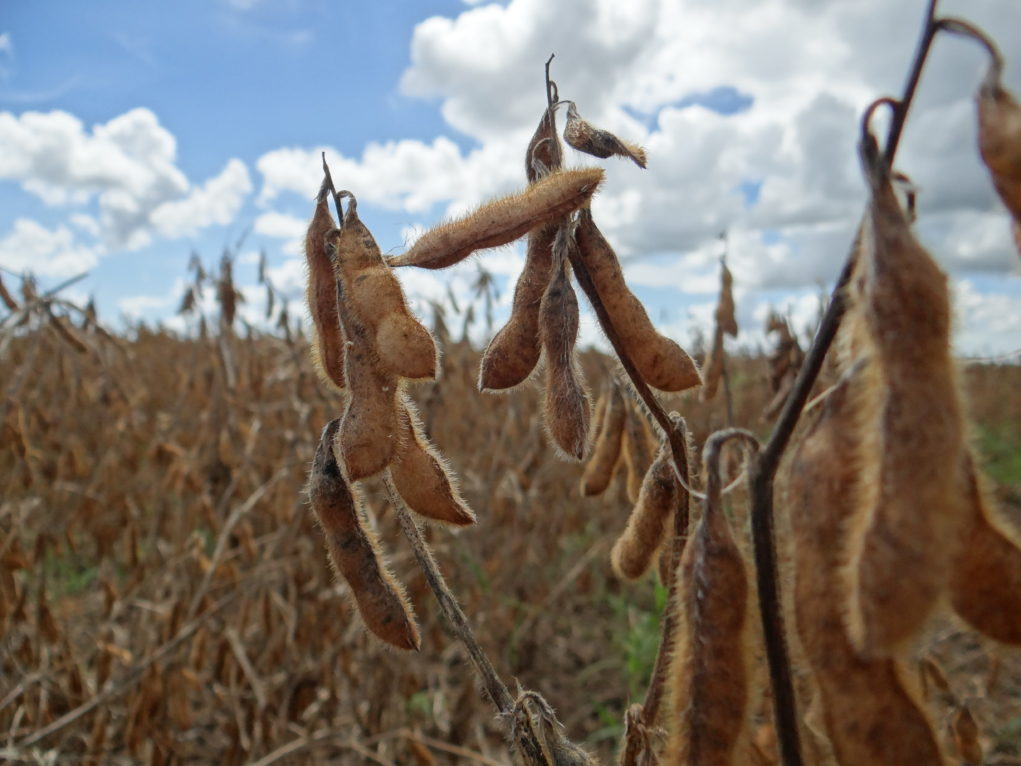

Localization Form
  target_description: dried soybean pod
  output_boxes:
[787,374,944,766]
[304,183,345,390]
[717,261,738,337]
[389,167,604,270]
[976,57,1021,255]
[526,102,563,182]
[574,208,701,392]
[579,383,626,496]
[307,420,420,651]
[665,434,751,766]
[538,240,590,461]
[387,395,476,527]
[334,193,437,380]
[949,454,1021,645]
[621,403,654,504]
[700,326,725,403]
[845,131,968,657]
[611,439,679,580]
[328,229,402,481]
[478,223,556,391]
[563,102,647,169]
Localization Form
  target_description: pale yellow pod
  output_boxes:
[665,444,751,765]
[387,395,477,527]
[304,187,345,390]
[574,208,701,392]
[538,251,590,461]
[390,167,604,270]
[786,375,945,766]
[844,136,968,657]
[611,440,678,581]
[949,453,1021,646]
[307,420,420,651]
[478,224,556,392]
[579,384,626,496]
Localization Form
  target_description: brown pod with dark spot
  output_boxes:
[304,182,346,390]
[665,438,751,765]
[563,102,647,169]
[574,208,701,392]
[478,223,556,392]
[977,60,1021,256]
[787,374,945,766]
[621,403,654,504]
[389,167,604,270]
[845,132,968,657]
[333,194,437,380]
[387,395,477,527]
[949,452,1021,646]
[611,440,679,581]
[307,420,420,651]
[579,383,626,496]
[538,238,590,461]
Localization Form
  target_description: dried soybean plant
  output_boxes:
[298,6,1021,764]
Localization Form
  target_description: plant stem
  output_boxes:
[384,476,515,716]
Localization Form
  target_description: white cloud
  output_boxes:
[254,210,307,239]
[0,218,99,278]
[0,33,12,58]
[0,108,251,250]
[151,158,252,238]
[952,278,1021,356]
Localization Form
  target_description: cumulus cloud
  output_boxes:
[0,218,99,278]
[0,108,252,251]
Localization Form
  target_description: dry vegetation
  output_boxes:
[3,5,1021,765]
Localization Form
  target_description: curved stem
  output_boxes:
[936,17,1004,77]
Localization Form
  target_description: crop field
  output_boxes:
[0,302,1019,764]
[4,4,1021,765]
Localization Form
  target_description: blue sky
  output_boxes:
[1,0,1019,355]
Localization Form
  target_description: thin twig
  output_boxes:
[384,475,515,715]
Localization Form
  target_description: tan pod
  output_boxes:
[307,420,420,651]
[304,186,346,390]
[563,102,647,169]
[579,384,626,496]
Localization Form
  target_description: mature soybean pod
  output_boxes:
[388,395,477,526]
[665,442,750,765]
[949,453,1021,645]
[787,376,944,766]
[574,208,700,392]
[621,404,654,504]
[611,441,678,580]
[526,104,563,182]
[478,223,556,392]
[328,228,402,481]
[307,420,420,651]
[334,195,437,380]
[700,325,725,403]
[844,136,967,657]
[538,251,590,461]
[304,184,345,390]
[977,62,1021,251]
[389,168,604,270]
[579,385,625,496]
[563,102,647,169]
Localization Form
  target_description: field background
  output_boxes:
[1,292,1020,765]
